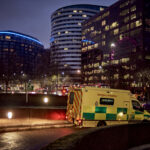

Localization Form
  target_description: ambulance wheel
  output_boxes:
[97,121,106,127]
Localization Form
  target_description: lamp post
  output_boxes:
[22,73,28,103]
[110,43,116,88]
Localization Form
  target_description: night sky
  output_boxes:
[0,0,117,48]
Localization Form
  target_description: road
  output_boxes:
[0,127,85,150]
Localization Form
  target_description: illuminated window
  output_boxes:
[73,10,77,13]
[78,22,81,26]
[131,14,136,20]
[124,16,129,23]
[114,74,119,79]
[102,41,106,46]
[136,20,142,27]
[90,26,94,31]
[131,5,136,12]
[5,36,11,40]
[120,1,129,8]
[94,43,98,48]
[82,14,87,17]
[69,15,72,17]
[105,25,109,31]
[114,28,119,35]
[79,10,82,13]
[110,22,119,29]
[102,20,106,26]
[102,34,106,39]
[58,32,60,35]
[88,45,92,50]
[102,11,110,19]
[65,31,69,34]
[120,9,129,16]
[103,54,109,59]
[100,7,104,11]
[64,64,68,67]
[111,60,119,65]
[124,74,130,79]
[121,58,130,63]
[64,48,68,50]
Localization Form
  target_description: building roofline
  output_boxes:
[51,4,107,16]
[0,30,43,46]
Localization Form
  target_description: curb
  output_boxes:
[0,123,74,133]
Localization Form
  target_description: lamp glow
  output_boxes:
[118,112,123,117]
[111,43,116,47]
[43,97,49,103]
[7,112,13,119]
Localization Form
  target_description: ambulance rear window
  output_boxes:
[69,92,74,104]
[100,98,114,105]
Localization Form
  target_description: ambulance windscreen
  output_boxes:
[69,92,74,104]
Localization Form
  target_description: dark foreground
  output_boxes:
[0,127,85,150]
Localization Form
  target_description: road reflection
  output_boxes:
[0,127,85,150]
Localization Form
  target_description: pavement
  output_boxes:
[0,120,73,133]
[40,127,98,150]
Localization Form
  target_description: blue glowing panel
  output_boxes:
[50,37,55,43]
[0,31,43,45]
[82,39,95,44]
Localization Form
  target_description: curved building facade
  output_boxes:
[50,4,106,84]
[0,31,44,80]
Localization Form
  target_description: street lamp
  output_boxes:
[77,70,81,74]
[111,43,116,48]
[109,42,116,88]
[43,97,49,103]
[7,112,13,119]
[22,73,28,103]
[99,66,102,69]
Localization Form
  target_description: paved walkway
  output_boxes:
[0,119,73,133]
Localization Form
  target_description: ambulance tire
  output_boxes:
[97,121,106,127]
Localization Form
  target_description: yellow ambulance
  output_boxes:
[66,86,150,127]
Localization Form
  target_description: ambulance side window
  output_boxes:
[69,92,74,104]
[100,98,114,105]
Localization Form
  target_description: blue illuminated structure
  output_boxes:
[0,30,44,79]
[0,31,42,45]
[82,39,95,44]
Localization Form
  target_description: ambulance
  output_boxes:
[66,86,150,127]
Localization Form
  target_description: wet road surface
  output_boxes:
[0,127,85,150]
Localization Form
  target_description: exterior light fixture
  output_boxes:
[7,112,13,119]
[110,43,116,47]
[99,66,102,69]
[77,70,81,74]
[43,97,49,103]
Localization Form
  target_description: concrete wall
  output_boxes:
[43,123,150,150]
[0,94,67,127]
[0,94,67,107]
[0,108,66,127]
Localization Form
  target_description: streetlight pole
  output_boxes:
[110,43,116,88]
[22,73,28,103]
